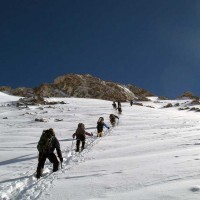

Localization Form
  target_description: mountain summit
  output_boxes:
[0,74,154,101]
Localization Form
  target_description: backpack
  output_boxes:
[109,114,115,120]
[75,123,86,140]
[37,129,55,153]
[109,114,116,124]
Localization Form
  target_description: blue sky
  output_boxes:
[1,0,200,98]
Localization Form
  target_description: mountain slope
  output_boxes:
[1,93,200,199]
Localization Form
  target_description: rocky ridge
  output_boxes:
[0,74,155,102]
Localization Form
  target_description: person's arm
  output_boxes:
[85,131,93,136]
[103,123,110,129]
[115,115,119,119]
[72,133,76,138]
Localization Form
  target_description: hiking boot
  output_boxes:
[36,168,43,179]
[36,173,41,179]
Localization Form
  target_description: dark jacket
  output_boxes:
[37,134,62,158]
[97,122,109,133]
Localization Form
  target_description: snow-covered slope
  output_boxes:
[0,91,21,103]
[1,93,200,200]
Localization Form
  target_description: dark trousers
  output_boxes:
[118,107,122,114]
[76,139,85,152]
[36,152,59,178]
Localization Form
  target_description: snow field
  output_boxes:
[1,93,200,199]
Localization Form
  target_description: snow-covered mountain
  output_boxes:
[1,92,200,200]
[0,74,154,101]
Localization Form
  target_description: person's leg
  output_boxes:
[36,153,46,178]
[81,140,85,151]
[97,131,102,137]
[48,153,59,172]
[97,132,99,137]
[76,140,80,152]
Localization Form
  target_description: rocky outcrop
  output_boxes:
[0,74,154,101]
[0,86,12,93]
[178,91,199,100]
[0,86,34,97]
[127,84,154,98]
[34,74,136,101]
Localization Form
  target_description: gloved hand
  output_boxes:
[59,157,63,163]
[108,127,110,129]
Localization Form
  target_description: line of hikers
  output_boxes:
[36,114,119,179]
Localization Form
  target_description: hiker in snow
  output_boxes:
[117,101,121,108]
[130,100,133,106]
[109,114,119,127]
[117,101,122,114]
[72,123,93,152]
[112,101,117,110]
[96,117,110,137]
[36,128,63,179]
[118,107,122,114]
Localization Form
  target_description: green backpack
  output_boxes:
[37,129,54,153]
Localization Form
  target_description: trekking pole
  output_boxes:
[71,138,75,151]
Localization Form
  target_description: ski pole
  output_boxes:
[71,138,75,151]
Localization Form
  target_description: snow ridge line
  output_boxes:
[0,121,119,200]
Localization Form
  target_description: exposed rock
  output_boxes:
[34,74,138,101]
[163,103,173,108]
[178,91,199,100]
[179,107,190,110]
[54,119,63,122]
[35,118,48,122]
[127,84,154,98]
[146,105,155,108]
[0,74,155,101]
[133,102,143,106]
[136,96,150,101]
[18,95,46,106]
[158,96,168,100]
[0,86,12,94]
[12,87,34,97]
[45,101,66,105]
[24,112,36,115]
[189,107,199,111]
[190,100,200,105]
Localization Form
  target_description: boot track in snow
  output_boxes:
[0,125,116,200]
